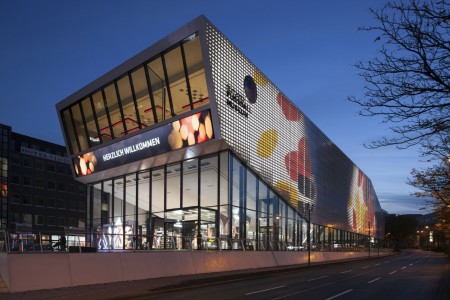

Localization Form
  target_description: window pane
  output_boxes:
[246,170,257,211]
[137,171,150,248]
[151,167,164,213]
[117,75,140,135]
[104,83,124,138]
[183,35,208,108]
[183,158,198,207]
[71,104,89,151]
[166,163,180,210]
[62,109,79,153]
[147,57,169,121]
[81,97,100,147]
[200,156,218,207]
[164,45,190,115]
[131,67,155,127]
[92,90,112,142]
[125,174,136,249]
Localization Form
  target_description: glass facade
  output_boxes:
[0,126,10,230]
[61,33,208,155]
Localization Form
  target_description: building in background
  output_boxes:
[0,124,87,250]
[56,16,384,252]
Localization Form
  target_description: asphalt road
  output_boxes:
[142,250,448,300]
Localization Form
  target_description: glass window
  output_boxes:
[71,103,89,151]
[104,83,124,139]
[151,167,164,213]
[23,157,32,168]
[57,199,66,209]
[124,174,136,249]
[47,198,56,208]
[232,156,242,207]
[23,176,31,186]
[35,160,45,170]
[147,57,169,121]
[246,171,257,211]
[81,97,100,147]
[57,164,67,175]
[62,109,79,153]
[68,218,78,227]
[47,216,56,226]
[11,154,20,166]
[117,75,140,135]
[35,196,44,207]
[163,45,190,115]
[137,171,150,244]
[47,181,55,190]
[68,184,76,193]
[11,175,19,185]
[11,193,19,204]
[200,156,218,207]
[219,152,229,206]
[68,201,77,210]
[92,90,112,142]
[131,67,155,127]
[113,177,124,226]
[34,178,44,188]
[22,194,32,205]
[58,182,66,192]
[183,34,208,109]
[35,215,44,225]
[166,163,180,210]
[23,213,32,225]
[58,217,66,227]
[183,158,198,208]
[47,162,56,172]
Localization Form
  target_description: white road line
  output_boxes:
[340,270,352,274]
[245,285,286,295]
[389,271,397,275]
[325,289,353,300]
[307,276,328,282]
[361,266,370,269]
[368,277,381,284]
[401,266,407,270]
[409,263,413,266]
[374,263,380,266]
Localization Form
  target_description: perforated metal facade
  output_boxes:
[205,21,383,236]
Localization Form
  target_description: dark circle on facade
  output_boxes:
[244,75,257,104]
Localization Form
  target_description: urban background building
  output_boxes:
[0,124,87,251]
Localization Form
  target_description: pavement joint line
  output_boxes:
[245,285,286,296]
[325,289,353,300]
[368,277,381,284]
[307,276,328,282]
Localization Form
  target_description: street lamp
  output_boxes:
[368,221,371,257]
[305,203,314,267]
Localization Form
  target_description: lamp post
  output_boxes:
[368,221,371,258]
[306,203,314,267]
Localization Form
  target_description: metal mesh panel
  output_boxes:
[205,23,384,235]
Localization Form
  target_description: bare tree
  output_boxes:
[350,0,450,153]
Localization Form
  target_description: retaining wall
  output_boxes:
[0,250,392,293]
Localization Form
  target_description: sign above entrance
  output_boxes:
[73,110,214,177]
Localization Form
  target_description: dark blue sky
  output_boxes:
[0,0,429,214]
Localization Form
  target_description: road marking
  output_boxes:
[340,270,352,274]
[325,289,353,300]
[307,276,328,282]
[374,263,380,266]
[401,266,407,270]
[368,277,381,284]
[389,271,397,275]
[409,263,413,266]
[245,285,286,295]
[361,265,370,269]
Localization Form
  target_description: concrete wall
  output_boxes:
[1,250,391,293]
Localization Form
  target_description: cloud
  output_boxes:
[377,192,432,215]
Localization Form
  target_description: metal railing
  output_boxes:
[0,230,385,254]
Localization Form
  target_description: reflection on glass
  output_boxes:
[164,45,190,115]
[117,75,140,135]
[183,158,198,207]
[92,90,112,142]
[132,67,155,127]
[183,34,208,109]
[151,167,164,213]
[147,57,169,121]
[200,155,218,207]
[81,97,99,147]
[166,163,180,210]
[104,83,124,138]
[62,109,79,153]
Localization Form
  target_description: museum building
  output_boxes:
[56,16,384,251]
